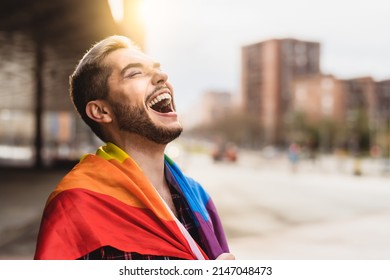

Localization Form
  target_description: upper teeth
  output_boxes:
[148,93,172,107]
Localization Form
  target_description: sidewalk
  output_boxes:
[0,167,69,259]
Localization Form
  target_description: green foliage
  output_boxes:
[286,110,371,153]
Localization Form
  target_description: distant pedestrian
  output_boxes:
[288,142,300,172]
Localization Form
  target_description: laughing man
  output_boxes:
[34,35,234,260]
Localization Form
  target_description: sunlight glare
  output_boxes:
[108,0,124,23]
[137,0,153,25]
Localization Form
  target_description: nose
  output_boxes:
[151,69,168,85]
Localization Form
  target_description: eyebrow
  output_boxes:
[120,62,161,76]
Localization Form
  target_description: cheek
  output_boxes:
[110,76,154,107]
[126,81,151,103]
[112,87,144,106]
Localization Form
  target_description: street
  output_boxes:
[183,151,390,259]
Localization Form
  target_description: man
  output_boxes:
[34,35,233,260]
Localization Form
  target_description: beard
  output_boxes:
[109,100,183,145]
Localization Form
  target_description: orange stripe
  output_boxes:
[47,154,173,221]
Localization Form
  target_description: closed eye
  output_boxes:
[126,71,142,78]
[121,63,143,79]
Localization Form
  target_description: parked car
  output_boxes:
[211,141,237,162]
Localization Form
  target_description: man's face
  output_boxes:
[103,47,183,144]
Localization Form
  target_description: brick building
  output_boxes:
[292,74,345,124]
[292,74,389,151]
[241,38,321,146]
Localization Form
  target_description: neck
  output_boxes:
[108,132,178,216]
[111,133,167,192]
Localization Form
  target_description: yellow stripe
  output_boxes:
[96,142,144,171]
[96,142,129,163]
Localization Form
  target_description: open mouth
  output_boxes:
[147,92,174,114]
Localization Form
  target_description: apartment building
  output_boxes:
[241,38,321,145]
[292,74,345,123]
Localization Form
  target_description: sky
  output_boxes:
[140,0,390,114]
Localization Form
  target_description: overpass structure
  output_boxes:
[0,0,144,168]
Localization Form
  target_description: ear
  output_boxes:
[85,100,113,124]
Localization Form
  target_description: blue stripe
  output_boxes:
[164,155,211,222]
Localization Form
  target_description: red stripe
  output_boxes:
[47,155,174,221]
[34,188,198,260]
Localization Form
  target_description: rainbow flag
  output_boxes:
[34,143,229,260]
